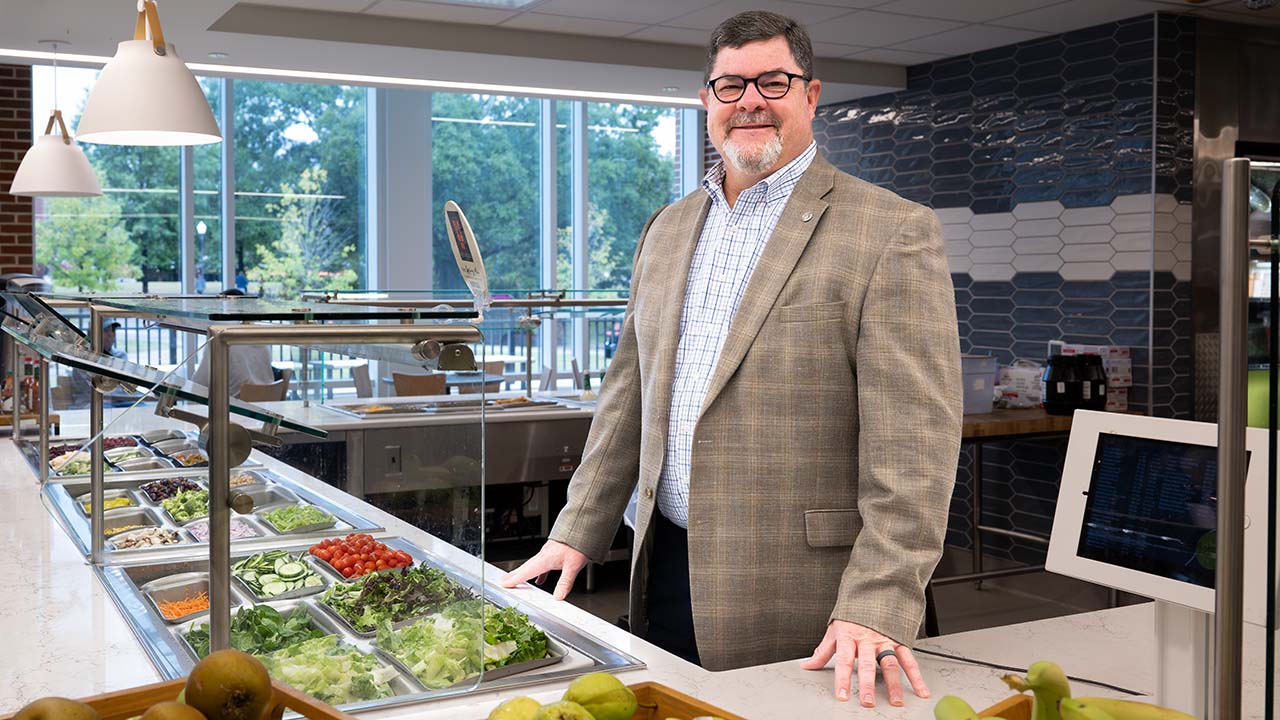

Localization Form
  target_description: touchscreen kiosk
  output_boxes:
[1046,410,1274,717]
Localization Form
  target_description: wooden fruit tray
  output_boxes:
[629,682,746,720]
[979,694,1033,720]
[0,679,354,720]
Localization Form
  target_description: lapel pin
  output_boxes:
[801,211,814,222]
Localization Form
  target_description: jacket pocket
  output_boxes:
[777,301,846,323]
[804,508,862,548]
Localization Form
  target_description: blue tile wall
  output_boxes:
[811,13,1198,564]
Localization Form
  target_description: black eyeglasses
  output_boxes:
[706,71,809,103]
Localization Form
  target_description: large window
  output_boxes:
[194,76,223,295]
[31,65,179,296]
[234,79,368,298]
[431,93,542,292]
[587,102,680,290]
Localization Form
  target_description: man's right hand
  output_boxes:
[498,540,590,600]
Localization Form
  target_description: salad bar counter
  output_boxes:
[97,532,640,712]
[40,435,382,559]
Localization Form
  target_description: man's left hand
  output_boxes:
[799,620,929,707]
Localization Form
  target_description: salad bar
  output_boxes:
[40,446,381,557]
[97,534,642,712]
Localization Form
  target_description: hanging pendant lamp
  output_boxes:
[76,0,221,146]
[9,42,102,197]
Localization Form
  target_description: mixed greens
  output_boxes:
[233,550,325,599]
[320,565,475,633]
[261,504,335,533]
[376,600,548,689]
[161,489,209,522]
[185,604,325,658]
[259,635,399,704]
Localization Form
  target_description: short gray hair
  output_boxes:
[705,11,814,83]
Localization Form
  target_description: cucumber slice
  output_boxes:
[261,581,288,596]
[240,571,258,582]
[277,562,306,579]
[258,573,280,585]
[304,575,323,587]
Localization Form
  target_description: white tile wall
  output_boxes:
[940,194,1191,282]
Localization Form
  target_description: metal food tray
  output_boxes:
[75,487,140,515]
[105,445,156,463]
[42,462,381,557]
[160,490,210,525]
[115,456,177,471]
[139,429,191,445]
[141,571,240,625]
[109,526,193,551]
[231,552,330,602]
[256,503,340,535]
[96,536,642,714]
[379,622,568,690]
[104,506,164,536]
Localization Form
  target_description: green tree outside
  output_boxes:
[34,195,137,292]
[247,167,358,298]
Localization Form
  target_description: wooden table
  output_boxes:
[935,408,1076,591]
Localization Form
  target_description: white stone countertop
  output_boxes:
[2,438,1275,718]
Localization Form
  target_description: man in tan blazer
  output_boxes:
[502,10,962,708]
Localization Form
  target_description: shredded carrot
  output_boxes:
[157,591,209,619]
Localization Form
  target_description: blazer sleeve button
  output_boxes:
[643,487,654,499]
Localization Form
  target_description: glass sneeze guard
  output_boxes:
[0,316,326,438]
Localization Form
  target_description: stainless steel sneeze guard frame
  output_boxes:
[94,536,644,713]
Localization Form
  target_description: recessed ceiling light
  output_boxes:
[662,86,680,93]
[208,51,229,59]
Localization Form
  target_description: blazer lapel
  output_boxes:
[651,193,712,434]
[698,156,836,418]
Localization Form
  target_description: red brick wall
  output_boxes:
[0,64,32,274]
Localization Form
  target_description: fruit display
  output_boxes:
[140,477,203,502]
[258,636,399,704]
[185,649,274,720]
[485,673,638,720]
[377,600,548,689]
[320,564,474,633]
[232,550,325,599]
[308,533,413,578]
[162,490,210,523]
[11,697,101,720]
[935,660,1198,720]
[259,504,334,533]
[81,496,133,513]
[112,527,184,549]
[185,605,325,658]
[186,518,260,543]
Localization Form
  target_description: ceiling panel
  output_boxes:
[668,0,857,31]
[806,10,965,46]
[994,0,1164,32]
[893,23,1045,54]
[531,0,720,25]
[846,46,949,64]
[623,25,714,44]
[253,0,377,11]
[364,0,519,23]
[498,12,647,36]
[873,0,1062,23]
[812,41,871,57]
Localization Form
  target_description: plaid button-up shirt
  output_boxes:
[656,142,818,528]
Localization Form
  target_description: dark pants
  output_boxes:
[644,511,702,666]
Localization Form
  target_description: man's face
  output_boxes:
[103,326,116,349]
[700,35,821,178]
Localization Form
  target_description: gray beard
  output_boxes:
[723,130,783,176]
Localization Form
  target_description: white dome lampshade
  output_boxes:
[76,0,221,146]
[9,110,102,197]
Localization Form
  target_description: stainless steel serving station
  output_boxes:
[1,292,643,713]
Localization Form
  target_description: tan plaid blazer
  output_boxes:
[549,154,962,671]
